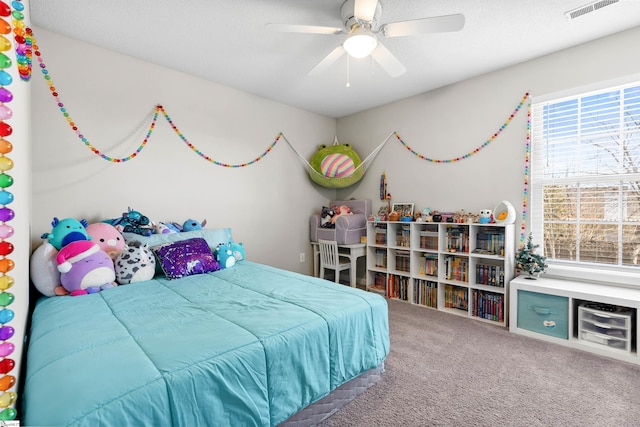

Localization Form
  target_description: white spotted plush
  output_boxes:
[115,241,156,284]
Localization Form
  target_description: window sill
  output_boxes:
[544,264,640,289]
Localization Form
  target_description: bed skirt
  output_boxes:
[279,363,384,426]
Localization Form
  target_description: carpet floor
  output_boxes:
[320,298,640,426]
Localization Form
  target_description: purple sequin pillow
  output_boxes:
[151,237,221,280]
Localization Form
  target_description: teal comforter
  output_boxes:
[22,261,389,426]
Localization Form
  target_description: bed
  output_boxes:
[21,228,389,426]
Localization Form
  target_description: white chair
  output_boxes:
[318,239,351,284]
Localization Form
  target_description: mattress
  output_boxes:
[22,261,389,426]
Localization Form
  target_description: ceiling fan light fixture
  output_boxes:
[343,27,378,58]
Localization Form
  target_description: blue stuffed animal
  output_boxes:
[41,217,91,250]
[182,218,207,232]
[230,240,245,261]
[216,243,236,269]
[105,207,154,236]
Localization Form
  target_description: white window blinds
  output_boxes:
[531,81,640,271]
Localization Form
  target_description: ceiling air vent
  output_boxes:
[565,0,619,20]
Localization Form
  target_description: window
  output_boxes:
[531,80,640,278]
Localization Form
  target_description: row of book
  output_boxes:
[395,250,410,272]
[374,249,387,268]
[395,226,411,247]
[443,285,468,311]
[388,274,410,301]
[475,230,505,255]
[445,226,469,253]
[414,279,438,308]
[419,231,438,250]
[475,263,505,287]
[419,254,438,276]
[472,290,504,322]
[444,256,468,282]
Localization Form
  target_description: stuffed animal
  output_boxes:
[115,241,156,285]
[331,205,353,224]
[230,240,245,261]
[41,217,90,250]
[479,209,493,224]
[86,222,125,260]
[56,240,117,296]
[320,206,336,228]
[215,243,236,269]
[104,207,154,236]
[182,219,207,232]
[29,241,61,297]
[154,221,178,234]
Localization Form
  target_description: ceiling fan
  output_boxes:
[266,0,465,78]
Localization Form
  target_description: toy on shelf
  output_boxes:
[478,209,493,224]
[493,200,516,224]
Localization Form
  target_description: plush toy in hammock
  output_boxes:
[309,140,364,188]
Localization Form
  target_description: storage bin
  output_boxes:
[578,305,633,353]
[517,290,569,339]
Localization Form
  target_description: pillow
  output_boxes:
[151,237,221,280]
[29,241,60,297]
[123,228,232,250]
[124,228,232,274]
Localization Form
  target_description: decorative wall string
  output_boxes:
[394,92,530,163]
[32,31,282,167]
[521,102,531,246]
[0,0,22,422]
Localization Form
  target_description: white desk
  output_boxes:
[311,242,366,287]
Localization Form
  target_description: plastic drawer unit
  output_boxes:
[578,304,633,353]
[517,290,569,339]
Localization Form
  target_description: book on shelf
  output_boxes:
[445,226,469,253]
[475,228,505,256]
[419,253,438,276]
[395,250,410,272]
[444,285,468,311]
[388,274,409,301]
[472,290,504,322]
[444,256,468,282]
[475,263,505,287]
[419,230,438,250]
[415,279,438,308]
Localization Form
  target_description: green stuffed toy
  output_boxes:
[309,141,364,188]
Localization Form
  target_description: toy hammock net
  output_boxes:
[281,133,393,189]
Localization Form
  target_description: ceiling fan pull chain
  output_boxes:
[346,55,351,88]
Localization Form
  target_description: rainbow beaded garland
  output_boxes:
[0,0,20,422]
[33,30,282,167]
[394,92,530,163]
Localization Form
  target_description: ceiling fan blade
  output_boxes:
[309,46,346,76]
[265,23,342,35]
[381,14,465,38]
[354,0,379,22]
[370,43,406,77]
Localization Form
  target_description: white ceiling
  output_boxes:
[29,0,640,119]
